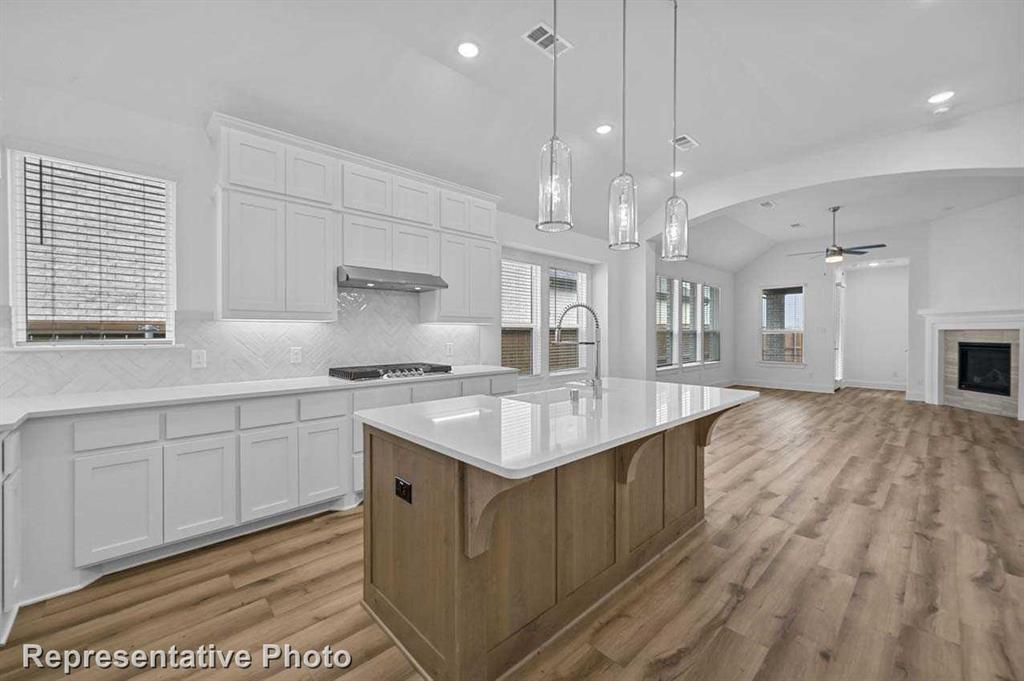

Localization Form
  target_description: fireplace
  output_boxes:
[958,342,1012,396]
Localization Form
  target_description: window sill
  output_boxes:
[658,361,722,372]
[549,369,589,379]
[757,361,807,369]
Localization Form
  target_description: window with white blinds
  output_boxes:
[548,268,588,372]
[679,280,698,364]
[761,285,804,363]
[703,285,721,362]
[655,275,675,367]
[655,277,722,368]
[10,151,175,344]
[500,259,539,374]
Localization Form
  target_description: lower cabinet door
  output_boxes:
[239,426,299,522]
[73,447,164,567]
[3,470,21,610]
[298,418,352,505]
[164,435,239,542]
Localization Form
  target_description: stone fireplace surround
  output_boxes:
[921,307,1024,420]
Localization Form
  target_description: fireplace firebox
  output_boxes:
[958,342,1012,396]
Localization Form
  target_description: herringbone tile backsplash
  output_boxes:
[0,292,482,398]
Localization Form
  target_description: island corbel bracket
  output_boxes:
[696,407,736,447]
[463,466,532,559]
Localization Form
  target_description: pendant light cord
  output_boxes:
[621,0,627,175]
[671,0,678,196]
[552,0,558,138]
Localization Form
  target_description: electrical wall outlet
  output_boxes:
[190,349,207,369]
[289,347,303,364]
[445,342,454,357]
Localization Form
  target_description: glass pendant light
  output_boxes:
[608,0,638,250]
[661,0,688,261]
[537,0,572,232]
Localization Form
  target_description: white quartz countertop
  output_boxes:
[355,377,758,479]
[0,365,515,432]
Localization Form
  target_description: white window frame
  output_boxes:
[759,283,806,367]
[7,148,177,348]
[654,277,722,371]
[500,248,593,386]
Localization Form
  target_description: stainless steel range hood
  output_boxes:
[336,266,448,293]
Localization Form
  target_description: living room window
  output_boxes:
[9,151,175,345]
[656,277,721,368]
[500,259,540,375]
[761,285,804,363]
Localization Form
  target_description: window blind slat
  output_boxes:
[679,280,698,364]
[501,260,539,374]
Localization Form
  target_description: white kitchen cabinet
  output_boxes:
[164,435,238,542]
[3,470,20,611]
[342,214,392,270]
[353,453,364,494]
[74,447,163,566]
[411,380,461,402]
[461,377,491,396]
[225,192,287,314]
[227,130,286,193]
[286,147,337,204]
[421,234,498,323]
[439,190,471,232]
[393,176,437,225]
[286,204,334,313]
[393,223,439,275]
[298,418,351,505]
[343,164,392,215]
[239,426,298,522]
[352,386,412,454]
[469,198,497,238]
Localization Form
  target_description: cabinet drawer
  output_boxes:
[240,397,297,429]
[461,377,491,396]
[300,392,351,420]
[166,404,236,439]
[73,412,160,452]
[412,380,461,403]
[490,374,517,395]
[353,386,411,452]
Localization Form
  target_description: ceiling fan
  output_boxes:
[788,206,886,263]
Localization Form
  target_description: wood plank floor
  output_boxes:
[4,388,1023,681]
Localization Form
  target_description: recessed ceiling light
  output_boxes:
[789,222,804,229]
[457,42,480,58]
[932,105,952,115]
[868,261,880,267]
[366,282,375,287]
[595,124,613,135]
[669,170,684,178]
[927,90,955,105]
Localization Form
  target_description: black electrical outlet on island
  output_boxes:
[395,477,413,504]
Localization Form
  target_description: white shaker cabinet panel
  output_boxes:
[286,147,337,204]
[393,223,439,275]
[342,215,392,270]
[439,190,471,233]
[3,470,21,611]
[343,164,392,215]
[239,426,298,522]
[469,199,497,238]
[74,447,163,567]
[226,192,287,312]
[286,204,334,313]
[438,234,469,317]
[164,436,238,542]
[411,380,461,403]
[393,176,437,225]
[298,418,351,505]
[461,377,491,396]
[227,130,286,193]
[467,239,499,320]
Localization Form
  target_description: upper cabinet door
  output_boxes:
[343,164,392,215]
[439,190,471,233]
[342,214,392,270]
[468,239,499,319]
[226,192,287,312]
[393,223,439,275]
[469,199,497,238]
[286,147,337,204]
[439,234,469,317]
[286,204,334,313]
[228,130,286,193]
[393,177,437,225]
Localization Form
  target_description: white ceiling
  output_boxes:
[2,0,1022,240]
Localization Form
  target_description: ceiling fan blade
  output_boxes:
[787,250,822,256]
[843,243,887,251]
[844,250,869,255]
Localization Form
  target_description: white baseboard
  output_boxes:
[841,379,907,391]
[905,391,925,402]
[0,606,18,646]
[733,378,835,394]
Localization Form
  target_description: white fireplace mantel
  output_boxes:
[919,307,1024,420]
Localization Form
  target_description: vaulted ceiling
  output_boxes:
[2,0,1022,244]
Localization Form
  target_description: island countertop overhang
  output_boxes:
[355,377,758,479]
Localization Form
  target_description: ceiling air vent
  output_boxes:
[671,134,700,151]
[523,23,573,59]
[759,200,777,209]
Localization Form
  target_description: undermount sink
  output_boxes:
[507,384,605,406]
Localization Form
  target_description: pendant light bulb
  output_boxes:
[661,0,688,261]
[537,0,573,232]
[608,0,639,250]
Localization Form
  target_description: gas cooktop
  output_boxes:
[329,362,452,381]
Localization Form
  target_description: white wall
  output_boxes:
[843,266,909,390]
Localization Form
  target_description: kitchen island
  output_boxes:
[355,378,758,681]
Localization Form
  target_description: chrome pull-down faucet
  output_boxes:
[554,302,602,398]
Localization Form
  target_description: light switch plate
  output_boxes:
[445,342,454,357]
[190,349,207,369]
[289,347,302,364]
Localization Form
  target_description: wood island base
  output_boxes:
[361,410,732,681]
